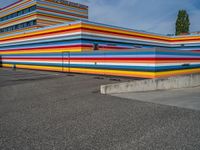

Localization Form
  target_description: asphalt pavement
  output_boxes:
[0,68,200,150]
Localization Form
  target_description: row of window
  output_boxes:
[0,5,37,22]
[0,20,37,33]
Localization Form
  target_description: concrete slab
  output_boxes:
[111,86,200,111]
[101,73,200,94]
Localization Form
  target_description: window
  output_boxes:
[27,22,31,27]
[17,11,22,16]
[24,23,27,28]
[30,5,36,11]
[20,23,24,28]
[0,20,36,33]
[33,20,37,25]
[24,8,29,14]
[21,10,25,14]
[15,24,19,29]
[0,5,36,22]
[13,12,17,17]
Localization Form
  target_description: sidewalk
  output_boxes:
[111,86,200,111]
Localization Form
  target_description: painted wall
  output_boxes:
[1,49,200,78]
[0,21,200,78]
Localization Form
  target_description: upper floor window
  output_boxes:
[0,20,37,33]
[0,5,37,22]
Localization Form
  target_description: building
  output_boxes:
[0,1,200,78]
[0,0,88,35]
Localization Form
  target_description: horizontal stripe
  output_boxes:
[2,60,200,71]
[1,20,200,46]
[3,63,200,79]
[2,59,200,66]
[1,64,155,78]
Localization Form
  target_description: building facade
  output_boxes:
[0,21,200,78]
[0,0,88,35]
[0,1,200,78]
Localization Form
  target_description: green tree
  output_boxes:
[175,10,190,35]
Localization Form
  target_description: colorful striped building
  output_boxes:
[0,0,88,35]
[0,1,200,78]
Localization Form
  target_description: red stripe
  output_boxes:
[3,57,200,61]
[0,45,92,52]
[0,45,132,52]
[70,57,200,60]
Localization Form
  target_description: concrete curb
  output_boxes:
[100,73,200,94]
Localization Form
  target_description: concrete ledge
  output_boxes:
[100,73,200,94]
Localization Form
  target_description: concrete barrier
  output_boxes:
[100,73,200,94]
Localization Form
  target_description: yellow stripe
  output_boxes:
[2,64,155,78]
[68,68,155,78]
[2,64,62,72]
[3,63,200,79]
[0,48,82,55]
[155,68,200,78]
[5,62,200,79]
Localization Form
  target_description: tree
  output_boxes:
[175,10,190,35]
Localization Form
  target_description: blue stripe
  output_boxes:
[3,61,200,72]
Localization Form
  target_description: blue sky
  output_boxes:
[1,0,200,34]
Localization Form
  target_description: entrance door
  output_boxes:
[62,52,70,73]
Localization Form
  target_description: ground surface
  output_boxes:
[112,86,200,111]
[0,68,200,150]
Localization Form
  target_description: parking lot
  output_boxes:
[0,68,200,150]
